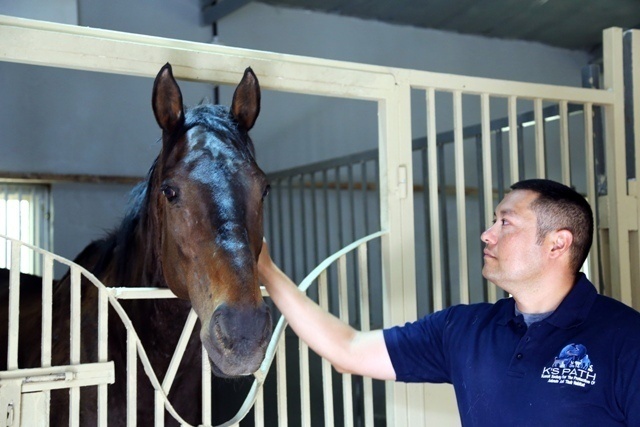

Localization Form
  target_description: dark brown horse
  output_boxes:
[0,63,272,425]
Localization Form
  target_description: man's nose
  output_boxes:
[481,224,496,244]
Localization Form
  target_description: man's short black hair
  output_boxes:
[510,179,594,274]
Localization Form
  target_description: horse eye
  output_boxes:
[161,185,178,202]
[262,185,271,199]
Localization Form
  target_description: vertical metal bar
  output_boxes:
[70,266,82,427]
[534,98,546,178]
[276,179,285,270]
[348,164,356,241]
[254,383,264,427]
[41,254,53,367]
[336,166,344,248]
[453,91,469,304]
[362,162,370,235]
[7,240,21,370]
[299,339,311,426]
[559,100,571,185]
[508,95,519,184]
[287,176,295,279]
[584,103,601,289]
[276,332,288,427]
[496,130,505,201]
[97,279,109,426]
[426,88,443,311]
[323,169,331,259]
[300,174,308,274]
[357,244,374,426]
[154,390,164,427]
[337,255,353,427]
[421,146,433,312]
[476,134,488,301]
[517,122,525,181]
[202,345,212,426]
[481,93,496,302]
[267,177,275,246]
[4,188,10,267]
[126,328,137,427]
[318,271,334,425]
[311,172,319,266]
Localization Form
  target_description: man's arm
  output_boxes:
[258,241,396,381]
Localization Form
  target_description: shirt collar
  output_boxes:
[545,273,597,329]
[494,273,597,329]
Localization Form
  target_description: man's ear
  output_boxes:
[549,229,573,260]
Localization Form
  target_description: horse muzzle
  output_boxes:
[201,302,272,378]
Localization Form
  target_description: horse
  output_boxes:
[0,63,273,425]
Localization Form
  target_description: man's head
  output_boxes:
[509,179,593,274]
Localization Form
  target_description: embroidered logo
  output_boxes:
[540,343,596,387]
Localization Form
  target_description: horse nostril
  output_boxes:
[211,303,273,351]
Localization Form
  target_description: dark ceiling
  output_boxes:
[203,0,640,53]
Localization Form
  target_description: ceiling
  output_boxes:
[203,0,640,53]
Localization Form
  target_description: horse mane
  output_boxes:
[71,159,160,287]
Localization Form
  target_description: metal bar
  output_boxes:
[254,382,264,427]
[0,361,115,392]
[362,161,370,235]
[480,93,496,302]
[277,179,285,271]
[287,176,295,278]
[496,130,505,201]
[426,88,443,311]
[318,270,334,425]
[584,103,601,289]
[421,147,433,311]
[534,98,546,178]
[7,240,21,370]
[336,166,344,248]
[300,173,308,275]
[357,244,374,426]
[162,310,199,393]
[70,265,81,427]
[559,100,571,185]
[41,254,54,367]
[311,172,319,267]
[323,169,330,258]
[337,255,353,427]
[97,278,109,427]
[299,340,311,426]
[127,327,137,427]
[276,332,287,427]
[508,95,519,184]
[202,345,212,426]
[453,91,469,304]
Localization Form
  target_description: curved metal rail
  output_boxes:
[1,230,387,426]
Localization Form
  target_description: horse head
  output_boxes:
[149,63,272,378]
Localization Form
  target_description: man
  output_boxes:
[258,179,640,426]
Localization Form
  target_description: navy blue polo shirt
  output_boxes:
[383,274,640,426]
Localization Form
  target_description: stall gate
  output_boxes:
[1,14,639,426]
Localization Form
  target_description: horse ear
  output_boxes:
[231,67,261,131]
[152,63,185,134]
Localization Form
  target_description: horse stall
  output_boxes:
[1,13,639,427]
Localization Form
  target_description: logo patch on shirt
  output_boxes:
[540,343,596,387]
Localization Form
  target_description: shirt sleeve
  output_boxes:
[383,308,452,383]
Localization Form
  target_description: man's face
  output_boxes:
[481,190,548,289]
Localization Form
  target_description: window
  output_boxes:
[0,183,53,275]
